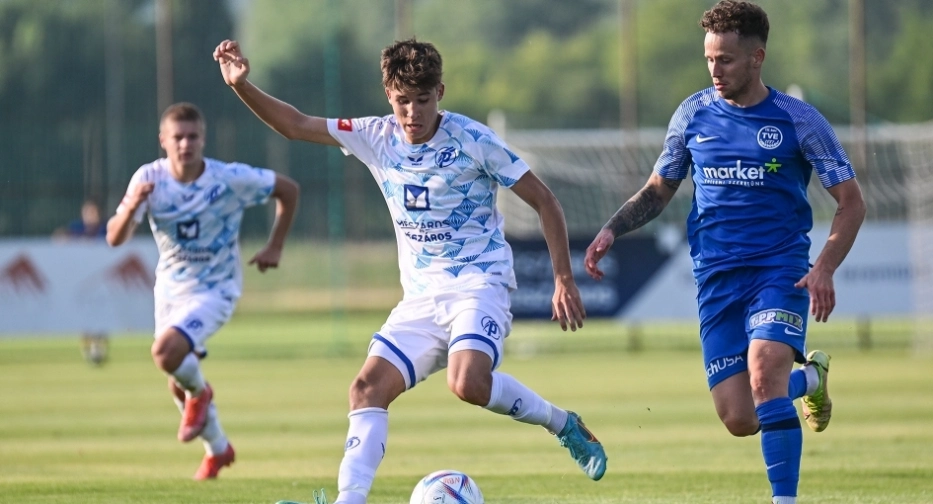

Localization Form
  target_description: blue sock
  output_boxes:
[756,397,802,499]
[787,369,807,400]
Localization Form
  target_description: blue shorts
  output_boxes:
[697,266,809,389]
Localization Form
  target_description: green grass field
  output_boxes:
[2,311,931,503]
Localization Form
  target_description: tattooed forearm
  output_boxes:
[603,179,680,238]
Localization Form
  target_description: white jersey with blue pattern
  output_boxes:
[654,87,856,278]
[118,157,276,300]
[328,112,530,296]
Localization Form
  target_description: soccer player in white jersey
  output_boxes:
[106,102,299,480]
[213,38,607,504]
[584,2,866,503]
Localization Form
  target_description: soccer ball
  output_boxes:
[409,469,484,504]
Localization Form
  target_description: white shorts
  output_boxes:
[369,283,513,389]
[154,293,235,358]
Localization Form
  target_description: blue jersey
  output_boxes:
[654,87,856,279]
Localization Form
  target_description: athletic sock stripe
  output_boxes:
[760,417,801,432]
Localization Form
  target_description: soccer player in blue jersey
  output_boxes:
[106,102,300,479]
[214,38,607,504]
[585,2,865,503]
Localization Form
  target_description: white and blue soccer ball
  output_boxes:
[409,469,484,504]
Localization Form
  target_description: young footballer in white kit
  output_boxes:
[106,102,300,480]
[214,38,607,504]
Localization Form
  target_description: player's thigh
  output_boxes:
[440,284,511,372]
[746,266,810,365]
[368,295,449,390]
[154,293,234,359]
[698,271,751,390]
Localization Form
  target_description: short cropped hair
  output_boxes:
[160,102,205,127]
[381,38,443,92]
[700,1,769,46]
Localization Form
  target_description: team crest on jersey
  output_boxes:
[205,184,223,203]
[757,126,783,150]
[404,185,430,210]
[177,220,199,240]
[435,147,458,168]
[337,118,353,131]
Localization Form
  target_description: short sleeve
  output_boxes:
[225,163,276,208]
[117,165,152,223]
[474,129,531,188]
[797,110,856,188]
[653,99,696,180]
[327,117,386,167]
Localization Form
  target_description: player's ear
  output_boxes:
[437,83,445,102]
[753,47,766,68]
[385,87,392,102]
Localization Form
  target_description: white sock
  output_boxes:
[773,496,796,504]
[171,353,206,394]
[336,407,388,504]
[171,389,227,455]
[803,364,820,396]
[199,403,228,456]
[484,372,568,433]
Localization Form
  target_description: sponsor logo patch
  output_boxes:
[749,308,804,332]
[404,185,430,211]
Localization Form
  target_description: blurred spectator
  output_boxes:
[53,199,109,365]
[53,199,108,240]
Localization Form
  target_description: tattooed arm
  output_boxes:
[584,173,682,280]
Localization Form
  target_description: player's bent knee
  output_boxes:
[720,414,760,437]
[150,340,180,372]
[447,374,491,406]
[348,375,396,410]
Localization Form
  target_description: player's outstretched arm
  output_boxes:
[584,173,680,280]
[794,178,866,322]
[106,182,153,247]
[213,39,338,147]
[248,174,300,273]
[511,171,586,332]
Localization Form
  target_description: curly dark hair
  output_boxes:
[700,1,769,45]
[381,38,443,91]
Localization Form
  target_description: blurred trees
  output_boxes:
[0,0,930,237]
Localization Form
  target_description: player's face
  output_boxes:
[159,119,205,169]
[704,31,762,103]
[386,85,444,144]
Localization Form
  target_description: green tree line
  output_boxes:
[0,0,930,237]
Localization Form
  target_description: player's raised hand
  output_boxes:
[795,267,836,323]
[213,39,250,86]
[552,277,586,332]
[584,228,615,281]
[248,244,282,273]
[122,182,154,212]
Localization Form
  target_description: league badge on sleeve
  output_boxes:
[338,118,353,132]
